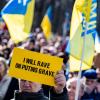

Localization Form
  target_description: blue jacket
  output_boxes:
[82,90,100,100]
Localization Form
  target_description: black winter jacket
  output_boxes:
[13,88,68,100]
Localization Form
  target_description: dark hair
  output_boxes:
[97,79,100,83]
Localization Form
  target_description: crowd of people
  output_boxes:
[0,16,100,100]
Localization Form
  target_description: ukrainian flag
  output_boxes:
[41,6,52,40]
[1,0,35,43]
[67,0,97,72]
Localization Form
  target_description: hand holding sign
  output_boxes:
[8,47,63,86]
[54,70,66,93]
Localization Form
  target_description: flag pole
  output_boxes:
[75,22,88,100]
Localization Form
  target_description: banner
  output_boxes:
[9,48,63,86]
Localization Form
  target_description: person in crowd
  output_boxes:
[24,38,35,51]
[66,77,84,100]
[12,70,68,100]
[82,69,97,99]
[0,57,19,100]
[93,53,100,100]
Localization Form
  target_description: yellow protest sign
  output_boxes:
[8,47,63,86]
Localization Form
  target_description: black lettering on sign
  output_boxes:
[39,61,50,68]
[15,63,21,69]
[26,58,33,64]
[27,66,31,71]
[49,71,55,77]
[46,63,50,68]
[38,69,55,77]
[32,60,36,65]
[23,58,25,63]
[45,70,49,75]
[30,67,38,73]
[37,61,41,66]
[38,69,45,74]
[22,65,26,70]
[40,62,44,67]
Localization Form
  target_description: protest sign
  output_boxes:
[8,47,63,86]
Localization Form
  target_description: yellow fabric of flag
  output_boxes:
[2,0,35,43]
[69,0,96,72]
[41,6,52,40]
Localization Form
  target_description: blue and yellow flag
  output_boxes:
[67,0,97,72]
[1,0,35,43]
[41,6,52,40]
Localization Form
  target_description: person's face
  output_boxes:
[96,68,100,78]
[67,80,84,100]
[19,80,41,93]
[67,81,76,100]
[39,39,47,46]
[29,42,34,49]
[85,79,96,93]
[0,61,5,75]
[25,41,34,50]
